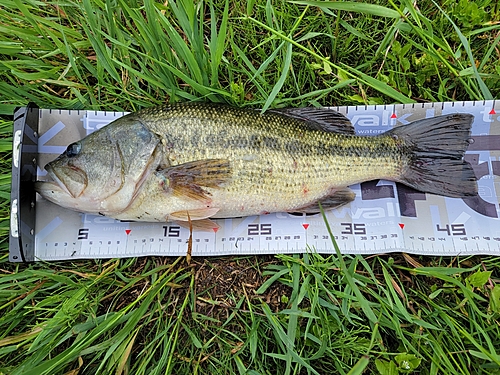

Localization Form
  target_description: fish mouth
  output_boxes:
[42,164,88,198]
[35,165,92,213]
[34,179,64,195]
[44,166,73,197]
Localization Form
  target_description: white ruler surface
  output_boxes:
[34,101,500,260]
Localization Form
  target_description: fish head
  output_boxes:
[36,114,161,215]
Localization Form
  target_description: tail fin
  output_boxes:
[389,114,478,198]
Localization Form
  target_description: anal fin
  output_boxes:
[290,188,355,214]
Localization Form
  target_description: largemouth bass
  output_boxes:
[35,103,477,228]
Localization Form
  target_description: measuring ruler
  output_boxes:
[9,101,500,261]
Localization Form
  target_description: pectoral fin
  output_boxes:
[290,188,355,214]
[159,159,231,202]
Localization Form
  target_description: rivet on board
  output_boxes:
[31,201,35,208]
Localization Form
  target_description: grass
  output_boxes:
[1,0,500,374]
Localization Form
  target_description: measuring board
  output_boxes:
[9,101,500,262]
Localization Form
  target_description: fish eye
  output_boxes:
[65,142,81,157]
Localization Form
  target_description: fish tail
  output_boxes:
[389,114,478,198]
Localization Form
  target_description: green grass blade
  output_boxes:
[319,205,378,324]
[291,0,401,18]
[209,0,229,86]
[262,43,293,112]
[347,355,370,375]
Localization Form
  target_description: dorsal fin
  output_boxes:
[268,107,355,135]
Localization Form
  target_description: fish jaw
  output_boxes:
[45,163,87,198]
[35,180,101,214]
[35,163,101,213]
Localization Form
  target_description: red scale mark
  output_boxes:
[125,229,131,235]
[489,108,496,115]
[398,223,405,230]
[213,227,219,233]
[390,113,397,119]
[302,183,310,196]
[302,223,310,230]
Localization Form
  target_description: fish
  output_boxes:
[35,103,478,229]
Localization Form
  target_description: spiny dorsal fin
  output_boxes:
[268,107,355,135]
